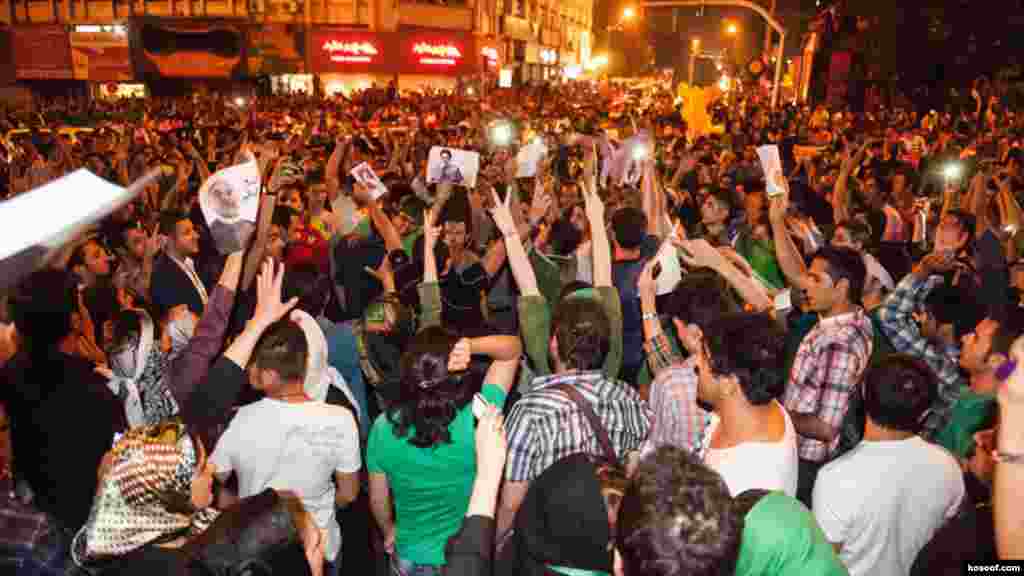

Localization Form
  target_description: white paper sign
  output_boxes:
[0,169,131,261]
[755,145,785,197]
[199,154,261,254]
[427,147,481,188]
[515,137,548,178]
[350,161,388,200]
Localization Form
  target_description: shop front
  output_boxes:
[309,28,396,98]
[539,48,559,82]
[247,24,310,95]
[70,27,138,99]
[128,17,249,96]
[13,25,77,96]
[396,28,479,93]
[501,15,533,87]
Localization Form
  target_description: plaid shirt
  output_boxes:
[876,273,966,440]
[639,334,713,458]
[783,309,873,462]
[505,370,652,483]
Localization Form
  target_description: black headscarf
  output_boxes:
[497,453,613,576]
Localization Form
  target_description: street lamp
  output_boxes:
[623,6,636,20]
[725,22,738,35]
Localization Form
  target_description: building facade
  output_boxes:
[0,0,593,98]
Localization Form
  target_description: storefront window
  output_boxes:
[273,74,313,94]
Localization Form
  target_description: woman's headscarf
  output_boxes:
[72,420,220,566]
[497,453,613,576]
[733,490,849,576]
[107,309,179,428]
[290,309,357,410]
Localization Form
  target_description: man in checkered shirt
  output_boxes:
[782,246,873,507]
[497,296,652,539]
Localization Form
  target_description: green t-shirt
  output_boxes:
[735,492,849,576]
[401,230,422,258]
[933,387,997,459]
[367,383,508,566]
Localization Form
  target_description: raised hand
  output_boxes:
[252,259,298,329]
[488,188,518,238]
[448,338,472,373]
[637,255,659,303]
[363,254,396,293]
[673,238,726,271]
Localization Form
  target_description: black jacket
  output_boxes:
[151,252,208,317]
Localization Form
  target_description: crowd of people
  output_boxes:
[1,78,1024,576]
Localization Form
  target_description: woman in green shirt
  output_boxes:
[367,326,521,574]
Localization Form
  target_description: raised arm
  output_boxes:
[768,177,809,288]
[168,250,243,407]
[326,136,347,203]
[490,187,540,296]
[354,183,403,253]
[676,238,773,313]
[585,178,611,288]
[833,142,868,224]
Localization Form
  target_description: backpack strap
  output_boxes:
[554,383,618,465]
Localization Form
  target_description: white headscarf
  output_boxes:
[290,310,358,412]
[107,310,179,428]
[107,311,155,428]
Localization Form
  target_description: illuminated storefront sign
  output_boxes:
[412,42,463,66]
[322,40,379,63]
[481,47,499,66]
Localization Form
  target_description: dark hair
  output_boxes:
[9,270,75,353]
[110,308,144,354]
[272,205,297,231]
[991,311,1024,359]
[283,263,330,317]
[834,219,872,248]
[617,446,743,576]
[68,239,101,272]
[549,215,584,257]
[552,297,610,371]
[439,190,474,242]
[391,326,470,448]
[945,209,977,245]
[611,207,647,250]
[251,320,308,383]
[707,185,739,218]
[158,211,191,237]
[703,313,785,405]
[663,268,741,331]
[862,354,936,433]
[812,245,867,305]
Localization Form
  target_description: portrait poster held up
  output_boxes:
[426,147,480,188]
[198,151,261,254]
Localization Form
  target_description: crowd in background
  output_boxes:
[1,78,1024,576]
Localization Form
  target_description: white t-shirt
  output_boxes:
[702,401,798,498]
[813,437,965,576]
[211,399,361,562]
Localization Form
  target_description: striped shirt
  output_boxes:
[504,371,652,483]
[783,309,873,462]
[876,274,966,439]
[640,333,713,458]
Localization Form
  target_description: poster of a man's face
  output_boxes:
[427,147,479,188]
[350,161,388,199]
[199,155,261,255]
